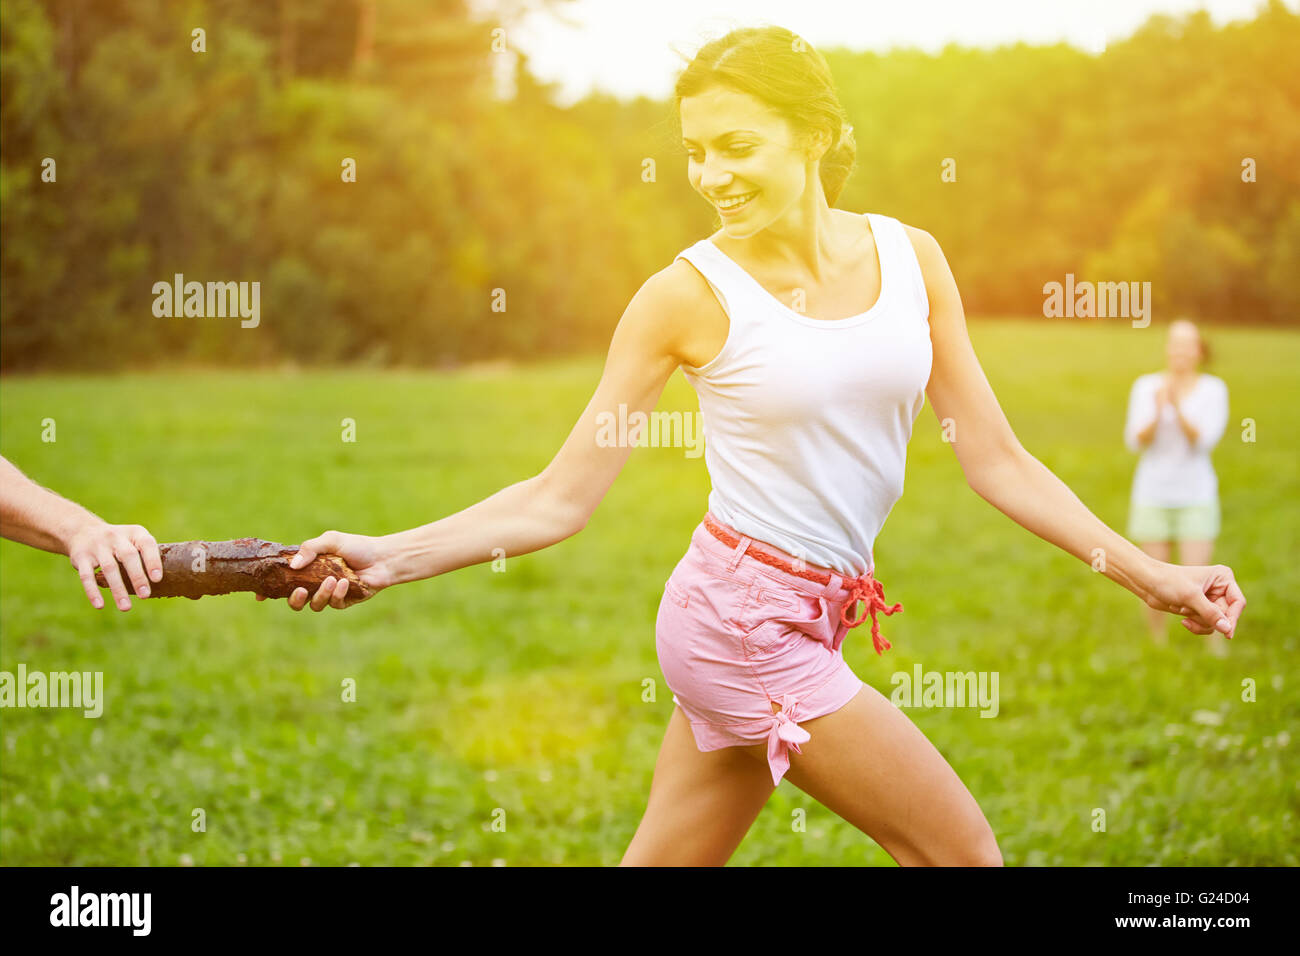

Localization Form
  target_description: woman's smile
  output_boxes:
[716,189,760,216]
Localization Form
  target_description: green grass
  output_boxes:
[1,319,1297,866]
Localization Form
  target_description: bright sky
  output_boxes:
[492,0,1290,106]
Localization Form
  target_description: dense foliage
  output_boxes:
[2,0,1296,371]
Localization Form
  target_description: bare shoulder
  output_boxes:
[637,258,721,331]
[898,222,946,281]
[895,221,959,326]
[626,257,723,360]
[645,256,718,311]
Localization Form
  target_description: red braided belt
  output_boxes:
[702,512,902,655]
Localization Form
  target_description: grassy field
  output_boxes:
[1,319,1296,866]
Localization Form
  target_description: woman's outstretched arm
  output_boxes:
[906,225,1245,639]
[270,263,699,611]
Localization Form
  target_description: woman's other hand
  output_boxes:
[1142,561,1246,639]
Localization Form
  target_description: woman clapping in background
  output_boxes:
[1124,319,1231,654]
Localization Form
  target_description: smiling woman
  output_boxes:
[259,22,1246,870]
[677,27,857,217]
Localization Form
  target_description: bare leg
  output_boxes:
[1178,539,1226,656]
[620,704,776,866]
[1136,540,1173,643]
[763,684,1002,866]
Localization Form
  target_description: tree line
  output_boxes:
[2,0,1296,372]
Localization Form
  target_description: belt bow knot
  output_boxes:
[839,571,903,655]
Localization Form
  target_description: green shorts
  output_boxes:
[1127,501,1220,542]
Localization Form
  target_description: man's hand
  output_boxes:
[0,455,161,610]
[255,530,392,611]
[67,520,164,611]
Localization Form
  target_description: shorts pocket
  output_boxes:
[741,587,829,658]
[662,555,752,632]
[664,578,690,608]
[755,585,799,612]
[743,621,795,658]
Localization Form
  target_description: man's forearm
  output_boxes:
[377,474,582,585]
[0,470,102,555]
[968,448,1160,601]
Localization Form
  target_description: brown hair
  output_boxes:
[672,25,857,207]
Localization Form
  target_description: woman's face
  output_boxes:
[1166,324,1203,374]
[679,86,824,237]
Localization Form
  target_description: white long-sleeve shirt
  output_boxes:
[1124,372,1229,506]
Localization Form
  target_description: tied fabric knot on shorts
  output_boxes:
[839,571,904,656]
[766,693,811,787]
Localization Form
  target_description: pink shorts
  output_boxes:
[655,512,903,787]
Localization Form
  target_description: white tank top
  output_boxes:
[673,212,933,577]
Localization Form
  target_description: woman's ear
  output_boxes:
[796,122,833,163]
[805,126,833,164]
